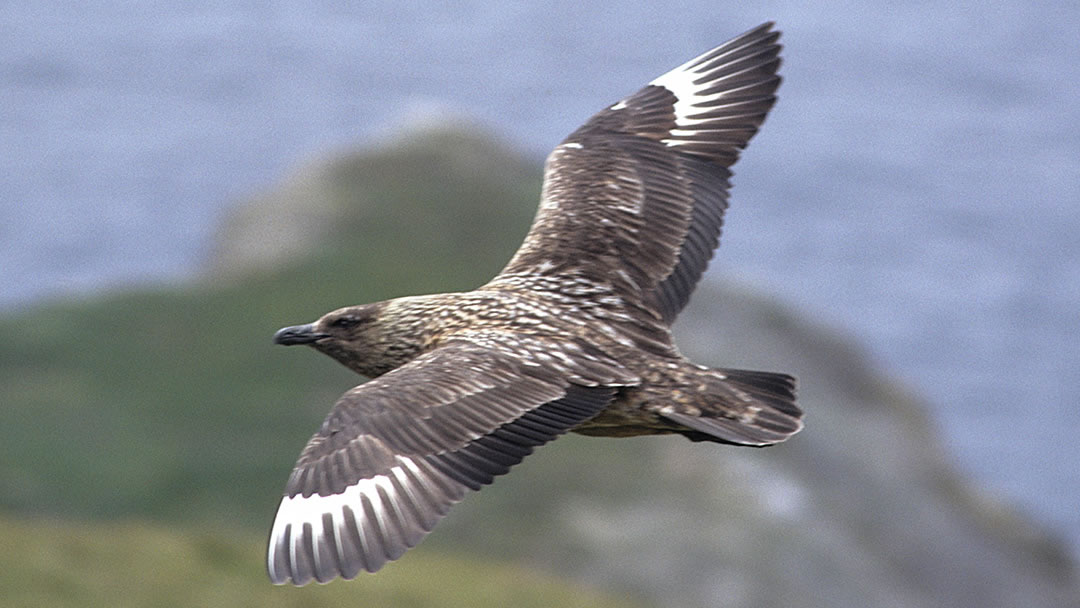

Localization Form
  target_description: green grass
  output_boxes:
[0,514,644,608]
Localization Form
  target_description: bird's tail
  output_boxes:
[660,367,803,446]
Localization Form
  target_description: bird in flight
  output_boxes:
[267,22,801,585]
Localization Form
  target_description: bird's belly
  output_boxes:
[571,386,684,437]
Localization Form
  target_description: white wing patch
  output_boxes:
[648,38,768,144]
[267,456,462,585]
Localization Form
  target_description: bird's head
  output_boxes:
[273,302,393,377]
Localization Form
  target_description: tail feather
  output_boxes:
[723,368,800,418]
[660,368,802,447]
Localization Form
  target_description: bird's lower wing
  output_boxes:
[267,338,631,585]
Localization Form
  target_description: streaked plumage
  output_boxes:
[266,22,802,585]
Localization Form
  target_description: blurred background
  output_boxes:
[2,2,1078,607]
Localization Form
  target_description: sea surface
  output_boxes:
[3,2,1078,555]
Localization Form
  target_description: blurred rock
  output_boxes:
[209,124,1079,607]
[205,118,537,280]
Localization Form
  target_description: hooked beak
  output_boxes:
[273,323,328,346]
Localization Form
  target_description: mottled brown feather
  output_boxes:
[499,22,781,323]
[267,22,801,587]
[268,338,629,583]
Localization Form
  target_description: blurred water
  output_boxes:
[2,2,1078,554]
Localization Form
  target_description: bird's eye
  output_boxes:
[329,316,358,329]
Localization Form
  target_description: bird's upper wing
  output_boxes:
[496,23,781,324]
[267,337,633,585]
